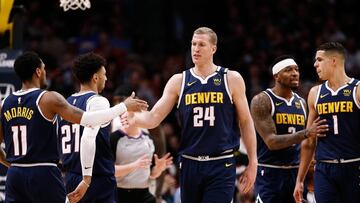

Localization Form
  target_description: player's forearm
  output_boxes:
[135,111,161,129]
[80,127,99,177]
[240,120,258,164]
[80,103,127,127]
[266,129,309,150]
[296,138,316,183]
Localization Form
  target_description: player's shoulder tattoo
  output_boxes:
[251,92,272,118]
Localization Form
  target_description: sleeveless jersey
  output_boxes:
[1,88,58,164]
[58,92,114,176]
[177,66,240,156]
[315,78,360,160]
[257,89,306,165]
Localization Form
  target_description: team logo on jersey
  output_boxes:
[295,101,301,109]
[213,78,221,86]
[343,89,351,96]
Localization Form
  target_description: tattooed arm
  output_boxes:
[250,92,324,150]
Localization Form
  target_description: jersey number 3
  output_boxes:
[193,106,215,127]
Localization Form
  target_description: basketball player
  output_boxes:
[130,27,258,203]
[293,42,360,203]
[0,52,147,203]
[251,55,328,203]
[58,52,127,203]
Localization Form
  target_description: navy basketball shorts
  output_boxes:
[180,156,236,203]
[255,166,298,203]
[65,172,117,203]
[6,165,67,203]
[314,161,360,203]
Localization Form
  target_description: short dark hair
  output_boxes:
[73,52,106,83]
[14,52,42,82]
[269,54,296,70]
[317,42,346,59]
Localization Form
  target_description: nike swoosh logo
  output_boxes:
[320,93,329,98]
[275,102,283,106]
[84,166,92,169]
[187,81,197,86]
[225,163,233,168]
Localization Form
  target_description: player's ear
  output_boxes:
[93,73,98,82]
[212,45,217,54]
[35,67,42,78]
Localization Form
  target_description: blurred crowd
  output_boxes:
[7,0,360,202]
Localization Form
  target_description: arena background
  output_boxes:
[1,0,360,202]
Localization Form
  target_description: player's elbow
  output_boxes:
[264,137,282,151]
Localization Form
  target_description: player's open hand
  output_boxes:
[307,117,328,138]
[123,92,148,112]
[293,180,304,203]
[238,162,257,193]
[68,180,90,203]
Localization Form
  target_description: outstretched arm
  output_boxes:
[251,92,327,150]
[40,91,147,128]
[135,74,182,129]
[228,70,257,193]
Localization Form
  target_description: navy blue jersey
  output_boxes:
[58,92,114,176]
[315,79,360,160]
[257,89,306,165]
[177,67,240,156]
[1,88,58,164]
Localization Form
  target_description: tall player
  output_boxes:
[250,56,328,203]
[0,52,147,203]
[293,42,360,203]
[130,27,257,203]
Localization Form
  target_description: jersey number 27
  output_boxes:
[61,124,80,154]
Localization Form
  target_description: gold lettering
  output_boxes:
[276,114,282,124]
[327,102,334,113]
[282,114,287,124]
[27,110,33,120]
[322,103,328,114]
[347,102,353,112]
[185,94,191,105]
[4,111,11,121]
[11,108,16,117]
[197,93,204,104]
[217,92,223,103]
[191,93,197,104]
[204,93,210,103]
[317,104,322,115]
